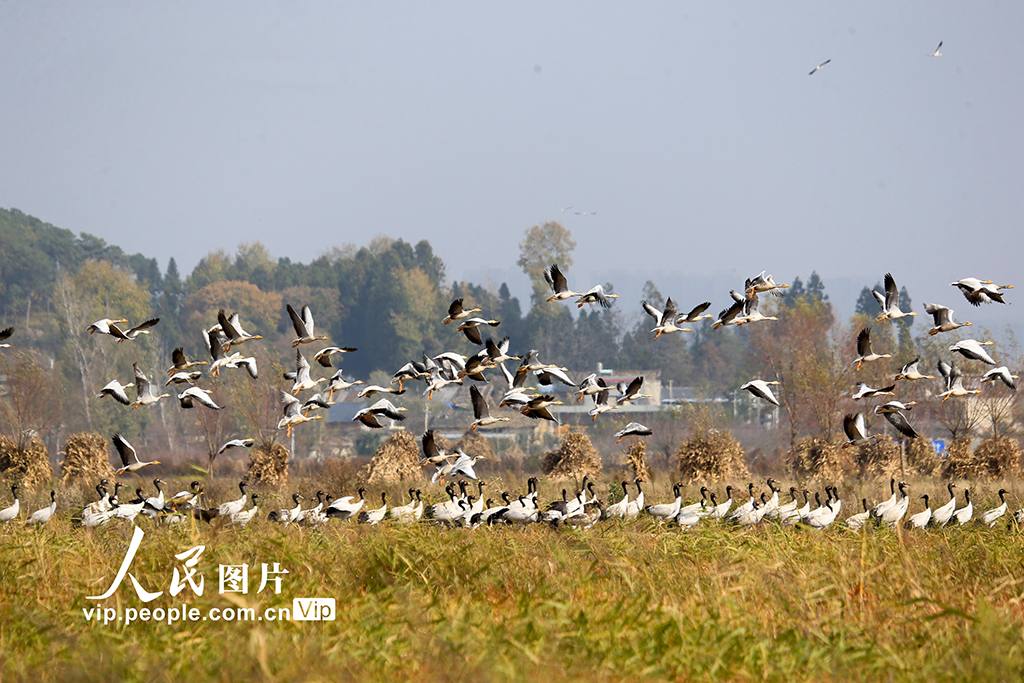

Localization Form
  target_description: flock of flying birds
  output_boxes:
[0,257,1017,529]
[808,40,944,76]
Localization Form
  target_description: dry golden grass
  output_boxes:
[359,431,424,486]
[247,442,289,486]
[2,473,1024,683]
[0,435,52,487]
[541,431,602,482]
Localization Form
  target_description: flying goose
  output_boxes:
[741,379,781,406]
[809,58,831,75]
[981,366,1018,391]
[164,370,202,387]
[937,361,978,402]
[0,327,14,348]
[217,310,262,349]
[313,346,358,368]
[952,278,1013,306]
[112,434,161,475]
[131,363,171,409]
[291,349,325,394]
[352,398,407,428]
[894,358,934,381]
[287,304,329,347]
[575,284,619,309]
[949,339,997,366]
[217,438,255,455]
[853,328,891,370]
[469,386,510,430]
[712,292,747,330]
[736,293,777,326]
[520,395,562,423]
[874,404,918,439]
[923,302,971,335]
[167,346,208,375]
[110,318,161,343]
[88,318,128,336]
[614,422,653,442]
[443,298,482,325]
[588,381,617,420]
[326,370,363,401]
[278,391,323,436]
[457,318,501,346]
[543,264,581,302]
[851,382,895,401]
[615,376,651,404]
[744,271,789,298]
[929,41,943,57]
[177,386,222,410]
[96,379,135,406]
[643,298,691,338]
[873,273,916,322]
[840,412,879,448]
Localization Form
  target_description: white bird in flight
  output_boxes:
[809,59,831,75]
[929,41,943,57]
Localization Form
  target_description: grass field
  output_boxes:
[2,477,1024,682]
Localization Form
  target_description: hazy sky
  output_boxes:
[1,2,1021,325]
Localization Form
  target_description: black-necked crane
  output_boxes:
[981,490,1008,527]
[358,492,388,525]
[907,495,931,529]
[0,484,20,523]
[951,489,973,525]
[229,494,259,526]
[217,481,249,518]
[26,490,56,526]
[326,487,366,521]
[931,483,957,526]
[845,499,870,530]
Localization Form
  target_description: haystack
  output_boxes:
[498,441,527,465]
[675,425,748,484]
[854,437,903,479]
[785,436,851,483]
[621,440,651,481]
[60,433,116,485]
[359,431,424,485]
[541,431,602,482]
[247,442,290,486]
[905,437,942,477]
[944,436,1021,479]
[941,437,980,479]
[0,436,52,488]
